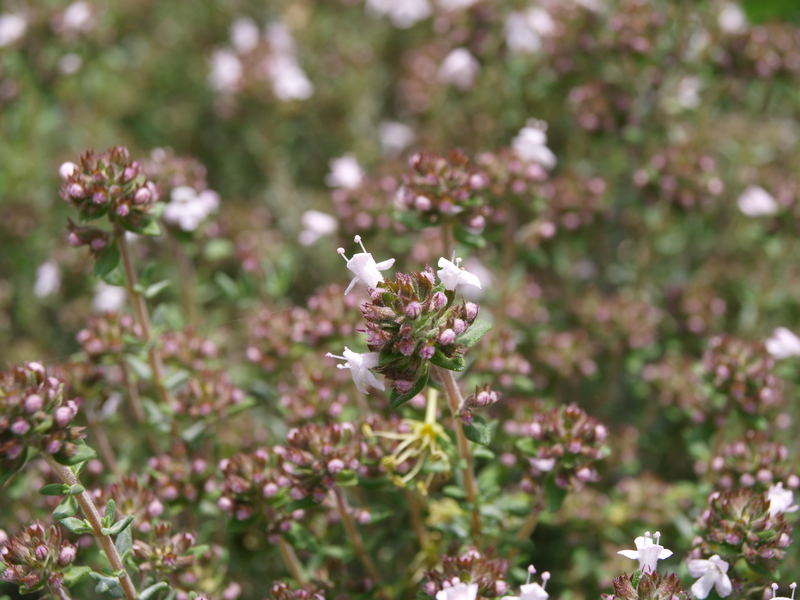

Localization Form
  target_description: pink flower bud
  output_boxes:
[10,420,30,435]
[58,544,76,565]
[414,195,432,211]
[431,291,448,310]
[134,187,151,204]
[452,318,467,334]
[262,482,278,497]
[217,497,233,511]
[116,203,130,217]
[419,345,435,360]
[327,458,345,474]
[24,394,43,413]
[67,232,81,246]
[34,544,48,561]
[147,499,164,517]
[405,301,422,318]
[54,406,74,428]
[438,329,456,345]
[464,302,479,321]
[90,238,106,251]
[68,183,84,198]
[92,191,107,204]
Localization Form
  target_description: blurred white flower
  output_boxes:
[738,186,778,217]
[768,482,799,517]
[230,17,260,53]
[326,347,385,394]
[59,53,83,75]
[326,155,364,190]
[299,210,338,246]
[512,121,556,169]
[461,257,491,301]
[59,162,78,180]
[766,328,800,359]
[437,257,482,292]
[618,531,673,574]
[209,49,243,93]
[92,282,126,313]
[438,48,479,89]
[676,76,702,109]
[688,555,732,599]
[379,121,415,156]
[366,0,431,28]
[718,3,747,34]
[0,13,27,47]
[265,23,296,55]
[437,0,479,11]
[505,7,556,54]
[338,235,395,294]
[61,2,94,33]
[436,580,478,600]
[163,186,220,232]
[267,55,314,101]
[34,261,61,299]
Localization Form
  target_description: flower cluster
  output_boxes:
[692,489,793,568]
[76,312,140,360]
[422,548,509,599]
[604,572,689,600]
[0,362,85,470]
[269,581,326,600]
[58,146,161,232]
[701,431,798,491]
[507,403,608,490]
[0,522,77,594]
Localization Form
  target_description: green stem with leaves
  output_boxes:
[43,454,137,600]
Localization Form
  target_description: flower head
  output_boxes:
[337,235,395,294]
[617,531,673,574]
[687,555,731,599]
[768,482,799,517]
[436,579,478,600]
[512,120,557,169]
[325,347,385,394]
[437,257,482,292]
[766,328,800,360]
[738,186,778,217]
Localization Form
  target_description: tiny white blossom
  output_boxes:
[326,155,364,190]
[502,565,550,600]
[92,282,126,313]
[738,186,778,217]
[268,54,314,101]
[338,235,395,294]
[688,555,732,599]
[438,48,479,89]
[58,53,83,75]
[230,17,260,53]
[766,328,800,360]
[366,0,431,28]
[436,579,478,600]
[325,347,385,394]
[718,3,747,34]
[437,0,479,11]
[34,260,61,299]
[768,482,799,517]
[299,210,338,246]
[770,582,797,600]
[59,161,78,180]
[163,186,220,232]
[512,120,556,169]
[617,531,673,574]
[0,13,27,47]
[379,121,415,156]
[209,49,243,93]
[61,2,94,33]
[437,257,482,292]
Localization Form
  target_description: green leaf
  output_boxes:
[454,226,486,248]
[102,514,134,536]
[463,416,497,447]
[744,0,800,22]
[94,244,121,278]
[139,582,170,600]
[389,369,429,409]
[139,219,162,237]
[68,484,85,495]
[429,350,466,372]
[62,565,92,586]
[39,483,69,496]
[53,495,78,520]
[126,356,152,380]
[144,280,171,299]
[335,469,359,487]
[104,499,117,526]
[89,571,123,596]
[59,517,94,535]
[54,443,96,466]
[458,318,491,349]
[544,474,568,513]
[115,523,133,559]
[181,421,207,443]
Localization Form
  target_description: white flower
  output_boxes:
[460,258,491,301]
[92,283,126,313]
[299,210,338,246]
[738,186,778,217]
[61,2,94,33]
[366,0,431,28]
[502,565,550,600]
[379,121,415,156]
[0,13,27,47]
[768,482,799,517]
[770,582,797,600]
[718,3,747,34]
[267,55,314,101]
[338,236,395,294]
[34,260,61,299]
[209,49,243,93]
[230,17,260,53]
[325,347,385,394]
[59,161,78,180]
[163,186,220,232]
[437,257,482,292]
[688,555,732,599]
[438,48,479,89]
[529,457,556,473]
[59,53,83,75]
[326,155,364,190]
[617,531,673,574]
[436,579,478,600]
[766,328,800,360]
[676,76,702,109]
[437,0,479,11]
[512,121,556,169]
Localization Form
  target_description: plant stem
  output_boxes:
[332,486,382,584]
[442,221,454,257]
[433,366,482,537]
[404,489,430,552]
[115,228,170,406]
[507,510,540,564]
[84,408,121,479]
[43,454,137,600]
[277,536,306,584]
[56,586,73,600]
